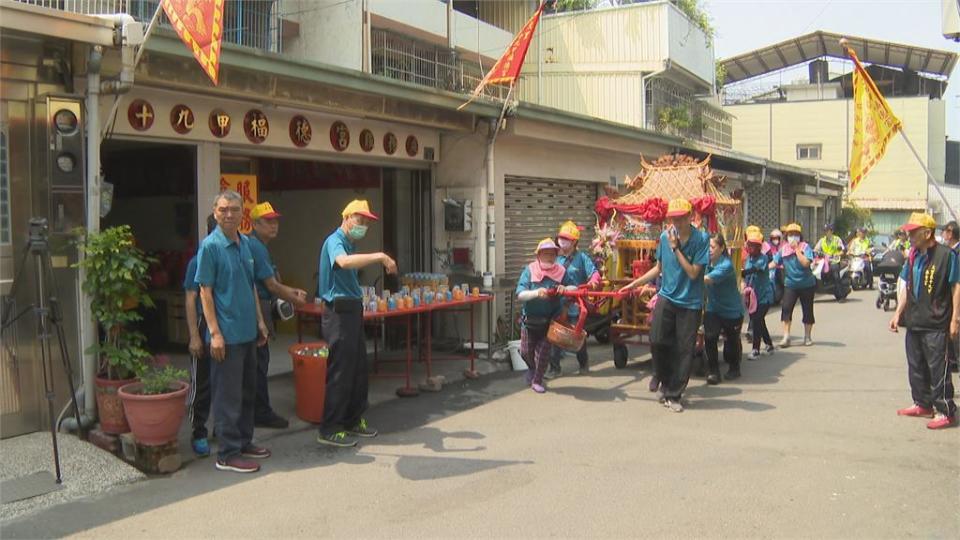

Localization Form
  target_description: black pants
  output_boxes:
[255,302,277,421]
[750,304,773,351]
[905,330,957,417]
[946,333,958,370]
[704,312,742,375]
[210,341,257,460]
[319,299,368,436]
[189,347,211,440]
[549,342,589,370]
[649,298,701,400]
[781,285,815,324]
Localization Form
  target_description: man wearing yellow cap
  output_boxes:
[248,202,309,429]
[889,212,959,430]
[546,220,601,377]
[620,198,710,412]
[316,200,397,447]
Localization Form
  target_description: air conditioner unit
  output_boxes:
[944,0,960,41]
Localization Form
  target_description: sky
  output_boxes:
[706,0,960,138]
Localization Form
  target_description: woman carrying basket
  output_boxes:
[516,238,570,393]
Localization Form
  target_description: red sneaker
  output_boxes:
[896,405,934,417]
[215,456,260,473]
[926,415,956,430]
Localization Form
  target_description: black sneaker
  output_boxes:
[706,373,721,385]
[346,418,378,438]
[725,368,741,380]
[255,414,289,429]
[317,431,357,448]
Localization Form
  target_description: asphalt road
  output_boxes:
[4,289,958,539]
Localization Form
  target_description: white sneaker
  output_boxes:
[748,350,761,361]
[803,337,814,346]
[779,337,791,348]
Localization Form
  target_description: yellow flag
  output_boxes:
[847,46,902,192]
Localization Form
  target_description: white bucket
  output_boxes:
[507,340,526,371]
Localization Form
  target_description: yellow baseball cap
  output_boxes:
[783,223,802,233]
[901,212,936,232]
[746,225,762,236]
[557,220,582,241]
[250,201,281,220]
[746,231,764,244]
[341,199,379,221]
[666,198,692,218]
[535,238,559,253]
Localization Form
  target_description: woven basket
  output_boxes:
[547,319,587,352]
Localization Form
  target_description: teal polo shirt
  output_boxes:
[247,231,277,301]
[743,252,774,305]
[183,255,204,334]
[773,244,817,290]
[194,227,261,345]
[516,265,564,320]
[559,250,597,318]
[318,228,363,303]
[705,256,744,320]
[654,226,710,310]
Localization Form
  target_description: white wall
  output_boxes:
[369,0,510,60]
[285,0,364,71]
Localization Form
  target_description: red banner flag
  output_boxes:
[460,1,545,107]
[161,0,225,85]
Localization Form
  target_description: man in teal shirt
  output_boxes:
[621,199,709,412]
[196,191,271,474]
[316,200,397,448]
[247,202,307,430]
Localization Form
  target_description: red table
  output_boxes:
[295,295,494,397]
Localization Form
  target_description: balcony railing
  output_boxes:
[371,28,510,102]
[14,0,283,53]
[646,77,733,149]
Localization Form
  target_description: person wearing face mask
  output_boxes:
[703,234,744,384]
[742,225,771,343]
[772,223,816,348]
[742,230,776,360]
[316,200,398,447]
[248,202,309,430]
[516,238,570,393]
[546,221,601,378]
[889,213,960,430]
[620,199,710,413]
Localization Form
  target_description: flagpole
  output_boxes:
[898,130,958,222]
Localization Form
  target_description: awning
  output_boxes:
[720,30,958,85]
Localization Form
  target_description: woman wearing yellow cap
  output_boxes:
[516,238,570,393]
[772,223,816,347]
[546,220,601,378]
[742,229,776,359]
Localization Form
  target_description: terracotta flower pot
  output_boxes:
[95,375,137,434]
[119,381,190,446]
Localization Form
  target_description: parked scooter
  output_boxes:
[812,253,852,301]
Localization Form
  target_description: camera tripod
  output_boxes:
[1,218,84,484]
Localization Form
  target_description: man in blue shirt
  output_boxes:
[889,213,960,430]
[184,214,217,457]
[316,200,397,448]
[621,199,710,412]
[547,220,601,377]
[248,202,308,430]
[196,191,271,473]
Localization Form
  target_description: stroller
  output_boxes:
[874,248,905,312]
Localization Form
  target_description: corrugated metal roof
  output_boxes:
[850,198,926,210]
[720,30,958,84]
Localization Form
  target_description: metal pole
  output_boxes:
[898,130,958,222]
[133,3,164,67]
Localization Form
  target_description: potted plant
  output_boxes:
[74,225,154,434]
[119,361,190,446]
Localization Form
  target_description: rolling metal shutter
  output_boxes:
[504,176,599,282]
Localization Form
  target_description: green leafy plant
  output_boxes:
[835,198,875,240]
[672,0,714,40]
[73,225,155,380]
[657,105,692,132]
[138,365,189,395]
[715,62,727,89]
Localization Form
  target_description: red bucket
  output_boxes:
[289,342,329,424]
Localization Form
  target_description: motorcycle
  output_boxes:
[811,253,852,301]
[848,253,873,290]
